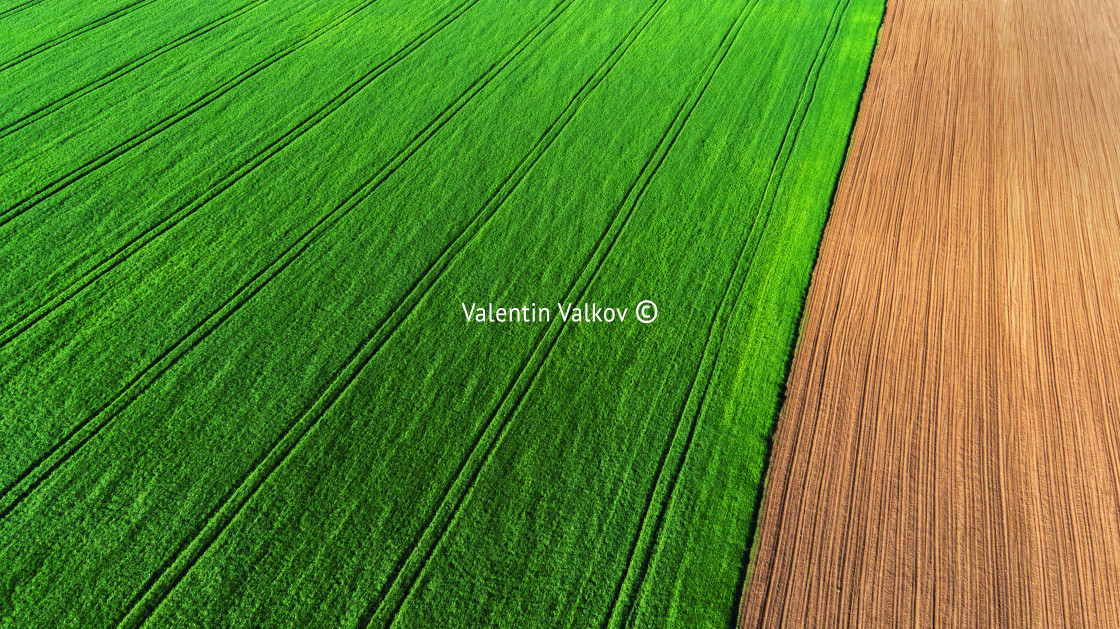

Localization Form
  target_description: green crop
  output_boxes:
[0,0,883,625]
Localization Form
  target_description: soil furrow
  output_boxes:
[740,0,1120,625]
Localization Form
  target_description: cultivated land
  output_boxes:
[0,0,882,627]
[740,0,1120,626]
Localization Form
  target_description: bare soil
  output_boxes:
[739,0,1120,625]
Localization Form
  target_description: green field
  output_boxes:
[0,0,882,626]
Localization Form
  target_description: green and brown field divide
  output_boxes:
[4,0,1120,626]
[741,0,1120,626]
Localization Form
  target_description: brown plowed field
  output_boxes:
[739,0,1120,626]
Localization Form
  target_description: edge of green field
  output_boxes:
[0,0,886,626]
[733,0,888,620]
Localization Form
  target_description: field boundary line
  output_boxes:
[729,0,861,616]
[748,5,878,622]
[104,3,588,626]
[599,1,856,626]
[0,0,272,140]
[627,0,855,620]
[738,0,885,617]
[0,0,166,73]
[0,0,491,519]
[0,0,389,229]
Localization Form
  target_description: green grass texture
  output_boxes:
[0,0,883,626]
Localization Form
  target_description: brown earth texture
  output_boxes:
[739,0,1120,626]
